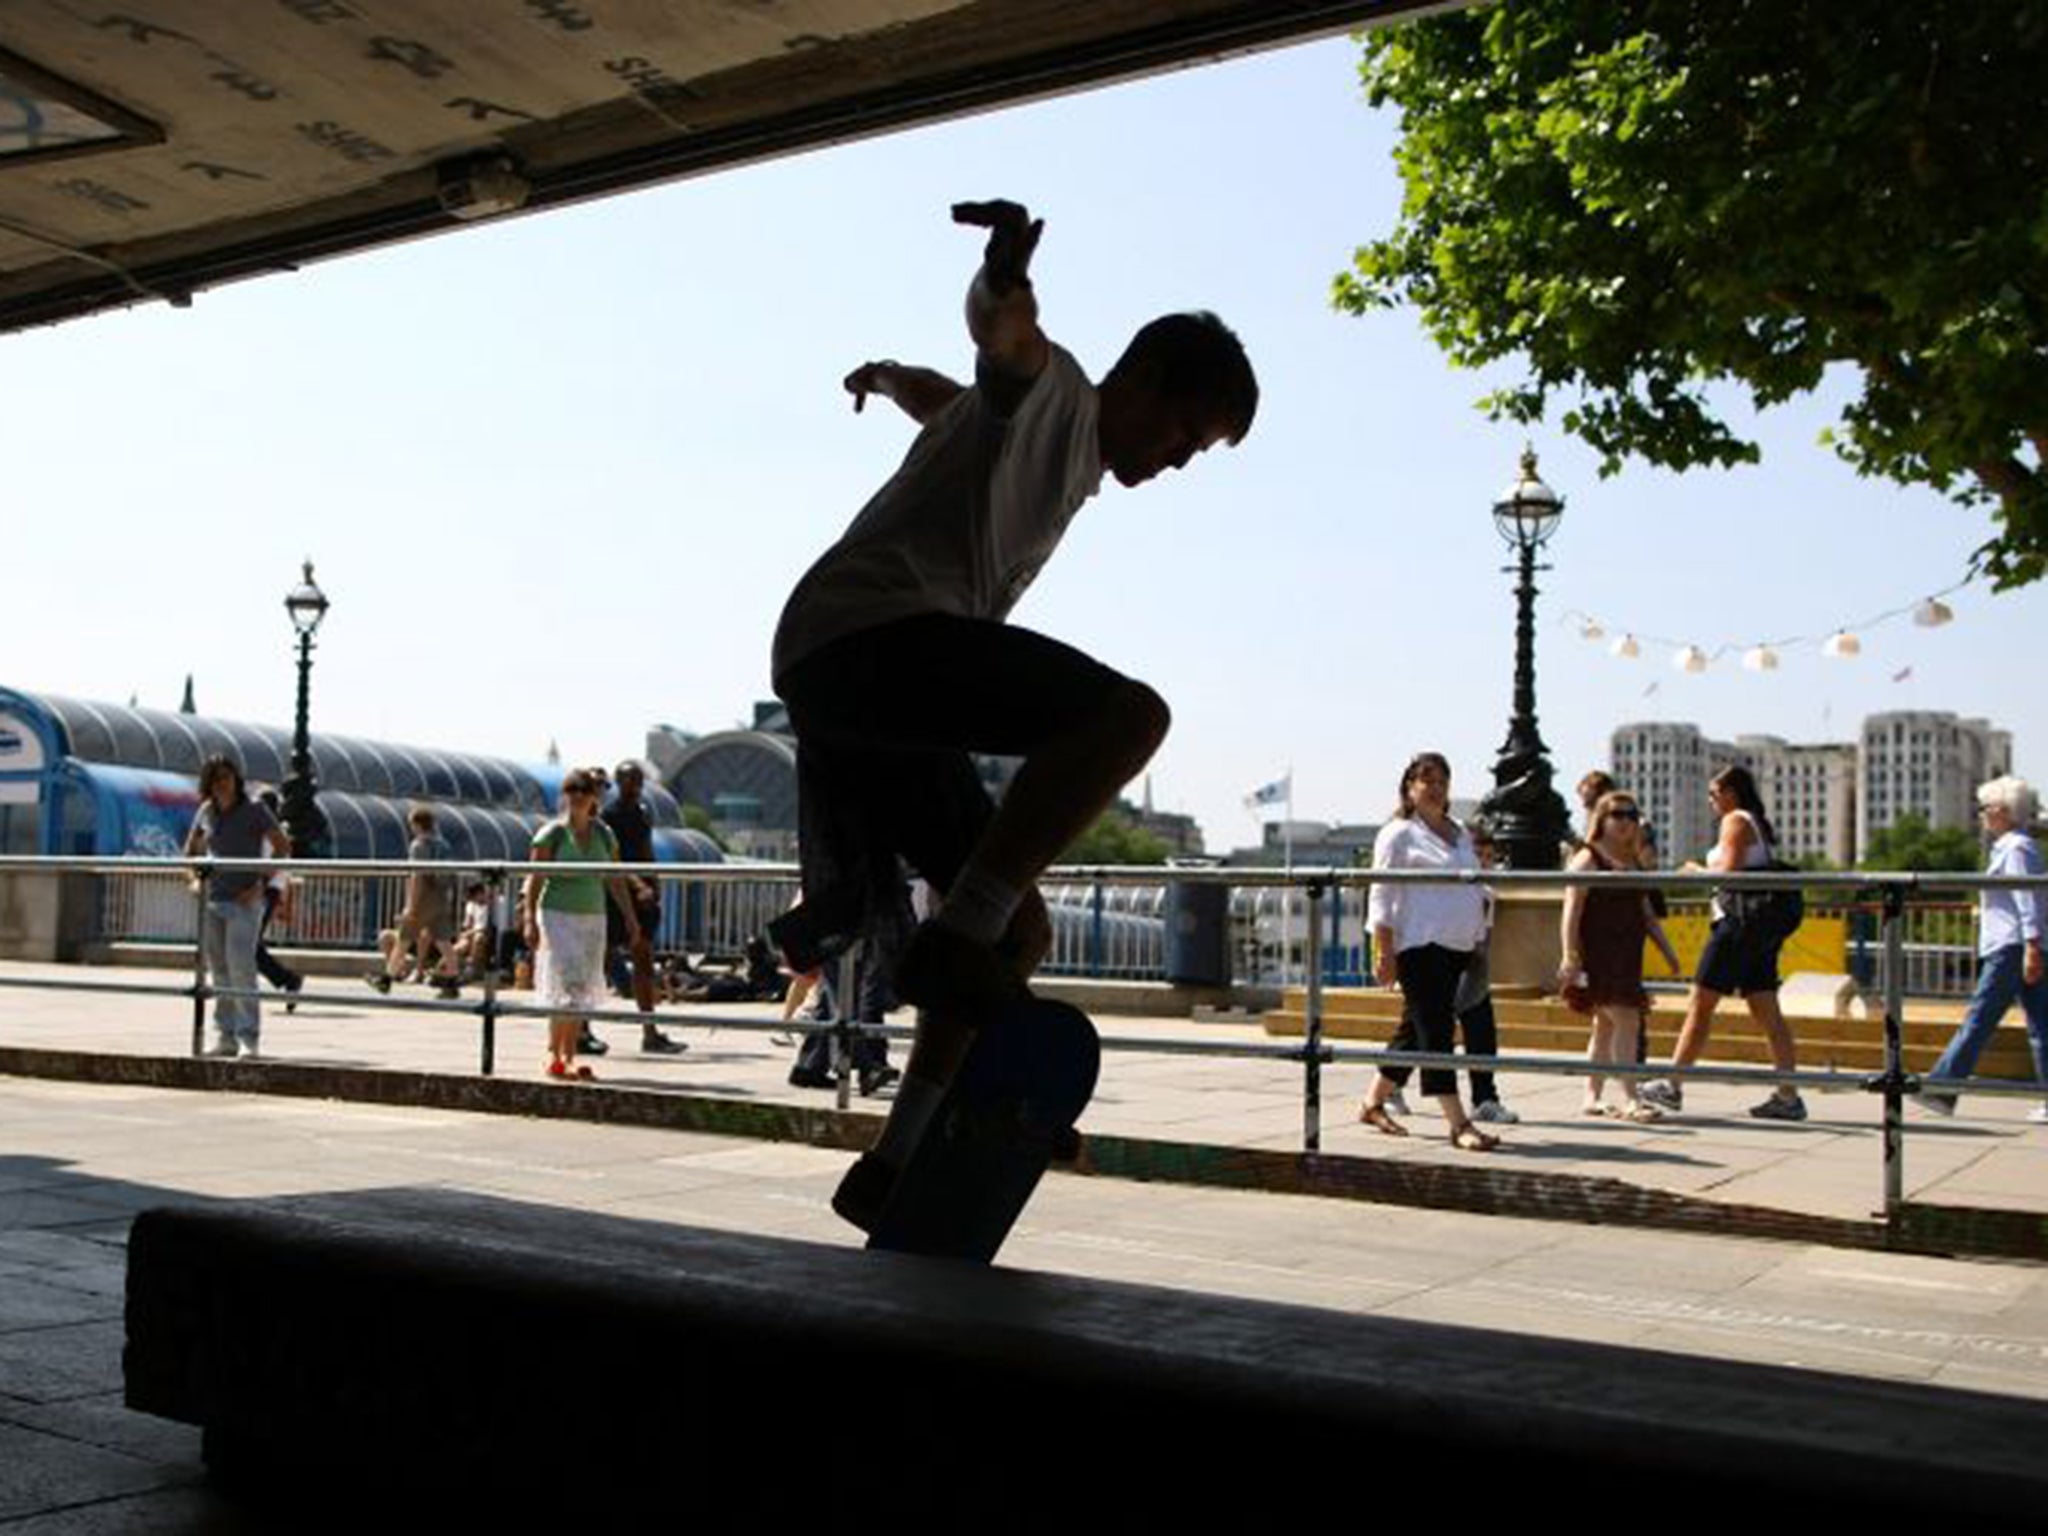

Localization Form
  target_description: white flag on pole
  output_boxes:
[1243,774,1292,809]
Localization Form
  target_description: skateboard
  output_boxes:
[867,997,1099,1264]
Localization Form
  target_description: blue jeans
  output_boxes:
[203,895,264,1045]
[1925,943,2048,1098]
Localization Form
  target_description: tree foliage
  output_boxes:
[1335,2,2048,585]
[1858,812,1982,873]
[680,802,729,851]
[1061,812,1171,867]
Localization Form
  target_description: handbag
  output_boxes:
[1724,859,1805,943]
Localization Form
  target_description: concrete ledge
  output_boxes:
[125,1192,2048,1520]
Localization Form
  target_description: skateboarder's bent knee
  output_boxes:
[1098,677,1171,765]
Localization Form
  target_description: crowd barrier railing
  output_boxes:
[1,855,2042,1230]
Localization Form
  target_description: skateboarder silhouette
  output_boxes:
[769,198,1257,1235]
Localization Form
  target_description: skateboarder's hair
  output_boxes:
[1111,311,1258,443]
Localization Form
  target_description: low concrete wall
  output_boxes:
[1488,887,1565,991]
[126,1192,2048,1520]
[0,871,96,962]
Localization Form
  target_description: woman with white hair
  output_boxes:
[1914,776,2048,1122]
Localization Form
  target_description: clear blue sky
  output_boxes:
[6,34,2039,849]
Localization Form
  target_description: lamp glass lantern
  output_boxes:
[1491,446,1563,551]
[284,560,329,638]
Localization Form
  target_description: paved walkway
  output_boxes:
[5,1069,2048,1530]
[2,958,2044,1227]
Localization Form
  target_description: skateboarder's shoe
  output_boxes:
[894,923,1030,1014]
[831,1152,899,1233]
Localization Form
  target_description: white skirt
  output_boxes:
[534,908,609,1014]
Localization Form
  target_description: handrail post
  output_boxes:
[833,944,857,1113]
[1089,881,1105,977]
[1880,881,1909,1223]
[1303,879,1326,1153]
[189,861,210,1056]
[479,865,503,1077]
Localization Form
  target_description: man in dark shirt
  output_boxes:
[602,761,685,1055]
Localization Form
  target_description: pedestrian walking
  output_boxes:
[1560,791,1680,1120]
[249,788,304,1012]
[522,768,643,1082]
[1641,765,1806,1120]
[1914,776,2048,1121]
[183,755,290,1059]
[1454,824,1517,1125]
[1357,752,1502,1151]
[600,760,686,1055]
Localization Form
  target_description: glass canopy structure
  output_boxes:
[0,687,717,863]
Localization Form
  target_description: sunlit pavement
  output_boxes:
[3,957,2044,1226]
[6,952,2048,1527]
[5,1068,2048,1530]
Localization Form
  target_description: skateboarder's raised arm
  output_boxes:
[953,198,1050,396]
[842,360,963,425]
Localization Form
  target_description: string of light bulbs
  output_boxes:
[1565,574,1971,675]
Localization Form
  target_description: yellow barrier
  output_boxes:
[1655,915,1847,980]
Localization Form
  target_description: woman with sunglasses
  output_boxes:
[522,768,643,1081]
[1559,791,1680,1120]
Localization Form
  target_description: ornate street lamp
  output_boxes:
[1476,448,1573,870]
[279,560,331,858]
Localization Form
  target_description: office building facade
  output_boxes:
[1858,712,2012,860]
[1611,712,2015,867]
[1734,735,1858,868]
[1608,721,1737,865]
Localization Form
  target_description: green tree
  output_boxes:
[1859,813,1982,873]
[1060,812,1171,867]
[1334,3,2048,585]
[680,802,729,852]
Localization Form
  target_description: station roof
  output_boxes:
[0,1,1439,337]
[26,689,550,810]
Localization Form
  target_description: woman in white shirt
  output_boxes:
[1640,765,1806,1121]
[1357,753,1501,1151]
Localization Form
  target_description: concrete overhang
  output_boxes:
[0,1,1458,337]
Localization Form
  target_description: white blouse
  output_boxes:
[1368,817,1488,955]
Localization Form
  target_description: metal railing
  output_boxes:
[78,865,1997,999]
[2,854,2043,1233]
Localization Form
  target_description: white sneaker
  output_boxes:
[1639,1078,1683,1112]
[2028,1103,2048,1125]
[202,1038,239,1059]
[1472,1099,1519,1125]
[237,1040,261,1060]
[1385,1089,1412,1117]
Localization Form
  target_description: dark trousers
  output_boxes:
[1456,993,1500,1106]
[1379,943,1467,1099]
[255,889,299,992]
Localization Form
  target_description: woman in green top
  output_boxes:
[521,767,643,1080]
